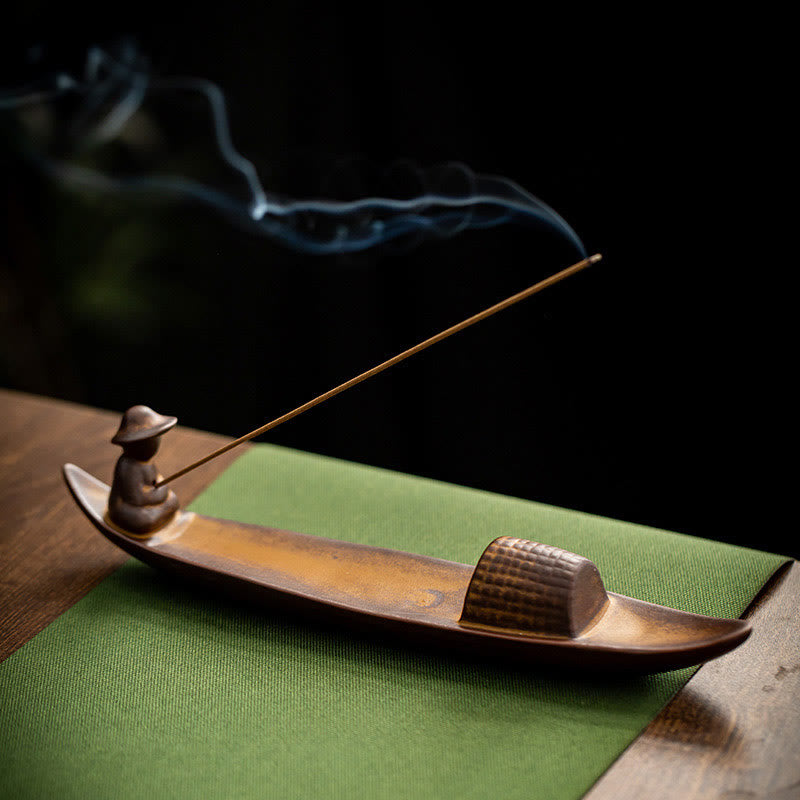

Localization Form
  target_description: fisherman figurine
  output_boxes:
[107,405,180,534]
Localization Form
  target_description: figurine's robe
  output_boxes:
[108,455,179,533]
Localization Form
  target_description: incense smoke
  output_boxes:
[1,42,585,256]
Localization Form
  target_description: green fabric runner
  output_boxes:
[0,444,787,799]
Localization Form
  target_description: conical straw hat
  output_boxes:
[111,405,178,445]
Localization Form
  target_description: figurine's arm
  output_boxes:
[144,478,171,505]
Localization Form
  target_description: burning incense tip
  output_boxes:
[588,253,602,265]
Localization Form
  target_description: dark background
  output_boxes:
[1,9,790,556]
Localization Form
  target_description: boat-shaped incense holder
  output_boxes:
[63,463,751,672]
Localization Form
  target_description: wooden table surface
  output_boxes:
[1,388,798,799]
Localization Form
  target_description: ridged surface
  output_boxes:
[460,537,605,637]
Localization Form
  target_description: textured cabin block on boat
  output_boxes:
[460,537,608,638]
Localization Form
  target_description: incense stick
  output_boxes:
[155,253,601,488]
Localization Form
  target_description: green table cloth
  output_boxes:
[0,444,787,799]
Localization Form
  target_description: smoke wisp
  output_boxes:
[1,42,585,256]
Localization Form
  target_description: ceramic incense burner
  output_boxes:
[64,461,750,672]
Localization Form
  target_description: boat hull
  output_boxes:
[63,463,751,672]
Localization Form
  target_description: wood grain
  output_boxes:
[586,560,800,799]
[0,388,246,662]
